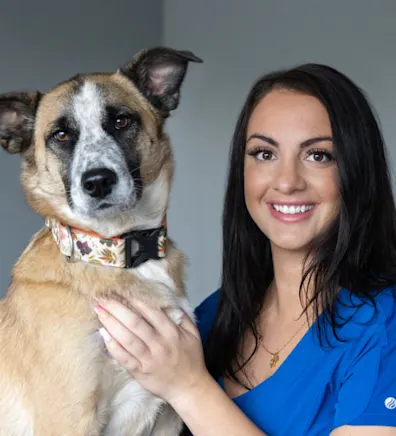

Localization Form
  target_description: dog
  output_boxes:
[0,46,202,435]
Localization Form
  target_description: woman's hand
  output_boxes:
[94,298,209,405]
[94,299,268,436]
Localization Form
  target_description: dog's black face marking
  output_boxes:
[46,116,80,154]
[45,115,80,205]
[102,105,143,200]
[127,161,143,201]
[103,105,141,138]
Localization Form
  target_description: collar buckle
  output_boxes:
[121,226,167,268]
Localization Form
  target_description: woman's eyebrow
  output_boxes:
[246,133,333,148]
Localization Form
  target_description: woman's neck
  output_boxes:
[264,245,313,321]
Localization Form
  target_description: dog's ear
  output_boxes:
[0,91,42,154]
[119,47,202,116]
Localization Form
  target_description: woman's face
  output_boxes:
[244,89,340,254]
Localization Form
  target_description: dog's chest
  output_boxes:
[132,259,175,292]
[129,259,194,321]
[95,259,192,434]
[98,362,164,435]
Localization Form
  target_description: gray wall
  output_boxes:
[0,0,163,296]
[2,1,396,307]
[163,0,396,306]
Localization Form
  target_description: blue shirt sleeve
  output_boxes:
[333,290,396,429]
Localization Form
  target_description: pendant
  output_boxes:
[269,352,279,368]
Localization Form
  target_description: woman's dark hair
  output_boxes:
[204,63,396,387]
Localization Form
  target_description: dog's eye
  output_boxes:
[115,116,130,130]
[53,131,70,142]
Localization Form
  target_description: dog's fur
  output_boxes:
[0,47,201,435]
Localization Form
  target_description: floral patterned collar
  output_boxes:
[45,217,167,268]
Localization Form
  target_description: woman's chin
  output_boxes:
[269,238,313,255]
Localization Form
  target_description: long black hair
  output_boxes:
[204,63,396,387]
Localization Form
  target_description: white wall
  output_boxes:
[163,0,396,307]
[0,0,163,296]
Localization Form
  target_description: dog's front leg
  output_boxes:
[145,303,191,436]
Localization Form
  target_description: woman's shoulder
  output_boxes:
[330,286,396,428]
[336,286,396,335]
[330,285,396,383]
[328,286,396,355]
[194,288,221,344]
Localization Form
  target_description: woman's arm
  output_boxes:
[95,298,267,436]
[169,370,266,436]
[331,426,396,435]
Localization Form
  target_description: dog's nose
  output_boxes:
[81,168,118,198]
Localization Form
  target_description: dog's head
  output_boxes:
[0,47,201,237]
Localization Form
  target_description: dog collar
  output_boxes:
[45,217,167,268]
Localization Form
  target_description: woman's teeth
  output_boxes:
[272,204,314,214]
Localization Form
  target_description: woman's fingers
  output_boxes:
[95,298,200,366]
[94,298,207,402]
[99,327,141,374]
[95,304,150,360]
[96,299,158,347]
[128,298,180,339]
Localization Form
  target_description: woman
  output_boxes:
[95,63,396,435]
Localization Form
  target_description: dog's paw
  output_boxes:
[164,298,195,326]
[164,307,184,325]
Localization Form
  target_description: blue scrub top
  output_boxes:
[195,287,396,435]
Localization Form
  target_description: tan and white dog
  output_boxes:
[0,46,201,435]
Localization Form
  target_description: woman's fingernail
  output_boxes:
[94,305,106,317]
[99,327,112,342]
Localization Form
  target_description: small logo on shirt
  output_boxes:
[385,397,396,410]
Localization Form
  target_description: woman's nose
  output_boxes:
[272,159,306,194]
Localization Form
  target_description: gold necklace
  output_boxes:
[257,319,309,369]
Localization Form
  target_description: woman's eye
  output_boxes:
[246,147,275,161]
[256,150,274,161]
[307,151,333,163]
